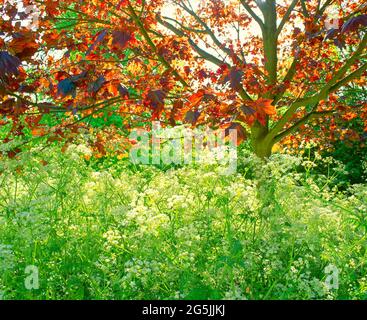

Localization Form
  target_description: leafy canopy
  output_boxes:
[0,0,366,157]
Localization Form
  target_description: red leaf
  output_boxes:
[184,110,201,125]
[221,67,243,91]
[254,98,276,116]
[0,51,21,81]
[188,90,206,107]
[89,75,106,95]
[145,89,166,108]
[112,30,134,50]
[144,89,167,118]
[86,30,107,56]
[240,105,256,115]
[31,127,47,137]
[9,32,38,61]
[117,84,129,98]
[57,71,88,98]
[239,98,275,126]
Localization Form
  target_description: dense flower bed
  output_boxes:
[0,145,366,299]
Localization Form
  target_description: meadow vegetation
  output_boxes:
[0,142,366,300]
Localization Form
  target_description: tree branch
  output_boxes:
[266,32,367,143]
[276,0,299,38]
[273,110,335,143]
[240,0,265,31]
[329,62,367,93]
[127,3,189,88]
[317,0,335,18]
[273,57,298,104]
[177,1,244,64]
[157,15,253,101]
[157,15,224,66]
[300,0,310,18]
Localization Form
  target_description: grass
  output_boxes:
[0,143,366,300]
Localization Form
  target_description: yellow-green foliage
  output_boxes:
[0,145,366,300]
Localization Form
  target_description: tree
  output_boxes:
[157,0,367,157]
[1,0,367,158]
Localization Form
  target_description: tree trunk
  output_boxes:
[253,141,273,159]
[250,0,276,160]
[251,122,273,159]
